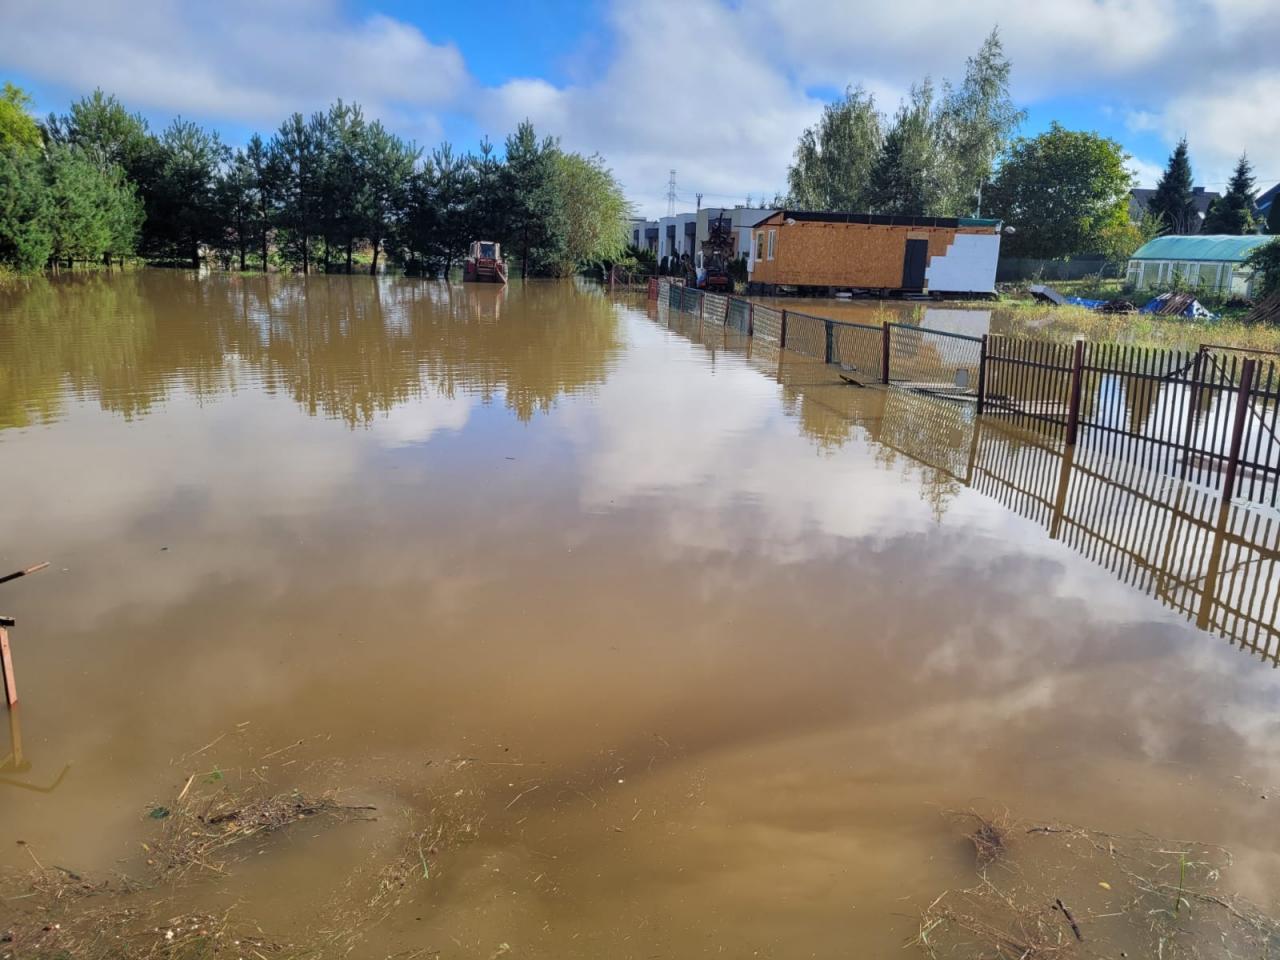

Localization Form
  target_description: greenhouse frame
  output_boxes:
[1126,234,1272,297]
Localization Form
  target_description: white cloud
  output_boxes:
[370,391,473,447]
[3,0,1277,209]
[1151,70,1280,188]
[4,0,467,137]
[1128,156,1166,190]
[479,0,823,215]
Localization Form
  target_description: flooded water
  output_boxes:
[2,272,1278,957]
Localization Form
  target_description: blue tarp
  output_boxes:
[1065,296,1106,310]
[1139,293,1217,320]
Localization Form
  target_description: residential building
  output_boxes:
[657,212,698,263]
[1255,182,1279,225]
[628,217,659,255]
[1128,186,1220,233]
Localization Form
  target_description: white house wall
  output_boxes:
[924,233,1000,294]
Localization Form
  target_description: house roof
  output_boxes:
[1130,187,1220,215]
[1129,234,1273,263]
[746,209,1001,229]
[1256,182,1279,214]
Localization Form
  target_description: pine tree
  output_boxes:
[153,119,227,269]
[1202,154,1256,234]
[501,121,562,278]
[244,133,274,269]
[1147,138,1196,234]
[269,113,324,273]
[0,148,53,270]
[355,120,417,275]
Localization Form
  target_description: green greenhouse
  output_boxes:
[1126,234,1273,297]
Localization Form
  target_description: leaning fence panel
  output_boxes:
[726,297,752,334]
[831,323,883,381]
[887,323,982,395]
[751,305,783,345]
[702,292,728,323]
[783,311,828,361]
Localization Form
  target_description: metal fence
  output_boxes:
[987,338,1280,510]
[649,278,1280,511]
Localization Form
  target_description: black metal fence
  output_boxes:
[651,278,1280,512]
[988,338,1280,510]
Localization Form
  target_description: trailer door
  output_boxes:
[902,239,928,289]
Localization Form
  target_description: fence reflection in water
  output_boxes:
[651,289,1280,665]
[886,389,1280,664]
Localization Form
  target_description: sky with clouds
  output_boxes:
[3,0,1277,217]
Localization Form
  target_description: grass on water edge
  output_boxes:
[993,277,1280,353]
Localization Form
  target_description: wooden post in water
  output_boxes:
[0,563,48,709]
[1197,501,1232,631]
[976,335,989,416]
[1049,443,1076,539]
[1064,338,1086,446]
[824,321,834,364]
[0,620,16,707]
[779,309,788,349]
[1221,357,1256,506]
[747,301,754,337]
[881,324,891,384]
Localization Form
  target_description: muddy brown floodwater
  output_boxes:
[1,273,1278,958]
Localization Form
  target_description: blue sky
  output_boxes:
[4,0,1277,218]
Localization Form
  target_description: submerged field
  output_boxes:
[1,273,1278,958]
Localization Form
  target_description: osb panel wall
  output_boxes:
[751,218,992,289]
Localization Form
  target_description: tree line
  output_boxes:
[784,30,1274,262]
[0,83,631,278]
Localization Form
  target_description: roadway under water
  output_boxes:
[1,273,1277,957]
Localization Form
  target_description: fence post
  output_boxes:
[747,301,754,337]
[824,321,834,364]
[0,621,16,707]
[1064,338,1086,446]
[881,324,891,384]
[976,335,988,416]
[779,309,788,349]
[1220,357,1256,505]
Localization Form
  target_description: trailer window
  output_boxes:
[767,229,776,261]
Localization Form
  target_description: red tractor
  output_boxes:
[463,240,509,284]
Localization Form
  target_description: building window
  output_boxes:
[767,229,776,260]
[756,231,765,260]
